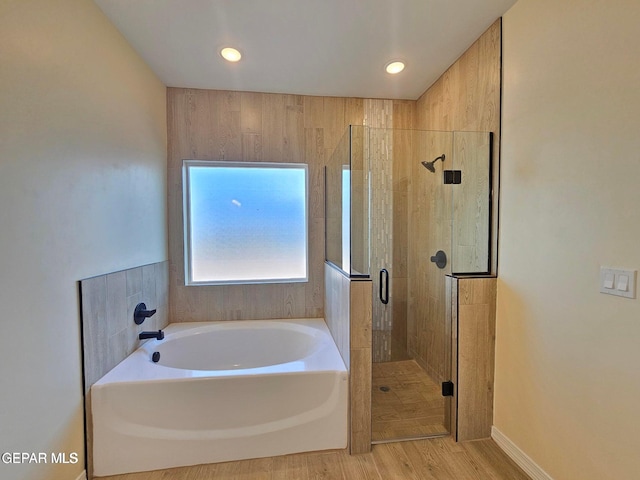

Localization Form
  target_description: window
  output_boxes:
[183,161,308,285]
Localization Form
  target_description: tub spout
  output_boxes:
[139,330,164,341]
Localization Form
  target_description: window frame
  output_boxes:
[182,160,309,286]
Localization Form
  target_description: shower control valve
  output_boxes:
[430,250,447,269]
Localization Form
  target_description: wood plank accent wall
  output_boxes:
[167,89,363,321]
[407,20,501,383]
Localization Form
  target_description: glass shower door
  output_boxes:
[370,128,453,442]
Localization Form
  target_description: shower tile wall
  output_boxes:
[80,261,169,391]
[349,279,373,454]
[364,99,394,362]
[449,275,497,441]
[415,20,501,273]
[323,263,372,454]
[390,103,414,356]
[407,20,501,382]
[451,132,491,273]
[407,131,453,383]
[324,263,350,366]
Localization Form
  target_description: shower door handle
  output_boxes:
[379,269,389,305]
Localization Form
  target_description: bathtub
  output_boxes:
[91,318,348,477]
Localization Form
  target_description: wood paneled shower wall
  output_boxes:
[408,20,501,381]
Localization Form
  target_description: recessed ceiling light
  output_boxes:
[385,61,405,74]
[220,47,242,62]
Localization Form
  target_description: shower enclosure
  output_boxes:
[326,125,491,443]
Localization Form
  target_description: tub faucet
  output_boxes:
[134,303,157,325]
[139,330,164,341]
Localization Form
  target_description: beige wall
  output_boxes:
[0,1,167,479]
[497,1,640,479]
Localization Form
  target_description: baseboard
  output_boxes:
[74,470,87,480]
[491,426,554,480]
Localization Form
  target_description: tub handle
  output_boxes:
[379,269,389,305]
[134,303,157,325]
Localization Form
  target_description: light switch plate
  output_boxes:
[600,267,637,299]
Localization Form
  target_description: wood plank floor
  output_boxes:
[97,437,530,479]
[372,360,448,441]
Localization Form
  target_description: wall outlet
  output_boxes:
[599,267,637,299]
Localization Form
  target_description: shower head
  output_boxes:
[421,154,445,173]
[421,160,436,172]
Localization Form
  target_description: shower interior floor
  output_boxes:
[371,360,447,442]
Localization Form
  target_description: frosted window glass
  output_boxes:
[184,161,308,285]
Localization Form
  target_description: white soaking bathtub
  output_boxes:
[91,319,348,477]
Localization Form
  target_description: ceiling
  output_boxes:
[94,0,517,100]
